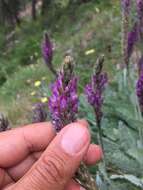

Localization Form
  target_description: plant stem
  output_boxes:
[121,4,129,72]
[97,120,106,170]
[75,162,98,190]
[47,63,57,77]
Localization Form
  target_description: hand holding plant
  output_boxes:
[0,122,102,190]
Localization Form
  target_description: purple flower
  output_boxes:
[85,58,108,124]
[136,73,143,113]
[127,23,139,60]
[136,0,143,40]
[121,0,131,13]
[41,33,57,76]
[32,103,47,123]
[48,56,78,132]
[42,32,53,65]
[137,0,143,21]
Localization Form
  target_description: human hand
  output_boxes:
[0,120,102,190]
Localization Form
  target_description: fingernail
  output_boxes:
[61,125,89,156]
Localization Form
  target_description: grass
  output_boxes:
[0,1,121,126]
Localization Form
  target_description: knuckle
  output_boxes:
[35,151,67,186]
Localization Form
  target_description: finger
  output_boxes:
[7,144,102,181]
[3,180,83,190]
[65,180,85,190]
[0,168,13,189]
[7,152,41,181]
[83,144,103,165]
[14,122,90,190]
[0,122,55,168]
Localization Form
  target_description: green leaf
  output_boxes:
[127,148,143,167]
[110,174,143,188]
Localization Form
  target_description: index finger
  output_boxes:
[0,122,55,168]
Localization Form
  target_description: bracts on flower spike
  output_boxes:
[85,56,108,127]
[49,55,98,190]
[42,32,57,77]
[48,55,78,131]
[136,0,143,40]
[32,103,47,123]
[136,0,143,23]
[85,55,108,169]
[121,0,131,13]
[127,23,139,64]
[136,74,143,114]
[136,55,143,114]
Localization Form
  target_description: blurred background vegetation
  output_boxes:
[0,0,119,126]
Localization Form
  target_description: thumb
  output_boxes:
[14,122,90,190]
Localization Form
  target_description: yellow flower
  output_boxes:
[41,97,48,103]
[85,49,95,55]
[34,81,41,87]
[30,91,36,96]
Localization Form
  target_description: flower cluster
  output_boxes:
[32,103,47,123]
[136,73,143,113]
[48,55,78,132]
[127,23,139,60]
[46,56,104,189]
[136,0,143,22]
[41,33,57,76]
[121,0,131,12]
[137,54,143,113]
[42,32,53,65]
[136,0,143,40]
[85,57,108,124]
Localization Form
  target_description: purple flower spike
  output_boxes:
[127,23,139,60]
[42,32,53,65]
[42,32,57,76]
[136,0,143,40]
[121,0,131,13]
[85,56,108,124]
[137,0,143,21]
[32,103,47,123]
[48,55,78,132]
[136,73,143,113]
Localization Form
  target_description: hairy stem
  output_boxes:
[48,64,57,77]
[97,123,106,169]
[75,162,98,190]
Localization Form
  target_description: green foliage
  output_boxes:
[79,70,143,189]
[0,62,52,99]
[0,0,120,87]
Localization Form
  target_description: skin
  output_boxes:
[0,120,102,190]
